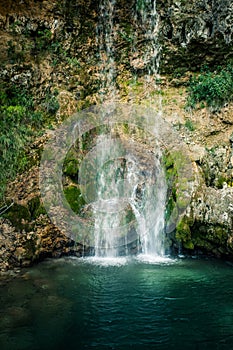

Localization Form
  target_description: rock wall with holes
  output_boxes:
[158,0,233,73]
[0,0,232,104]
[0,0,233,272]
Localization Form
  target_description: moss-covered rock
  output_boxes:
[174,185,233,258]
[3,203,31,231]
[175,217,194,250]
[28,196,46,219]
[63,148,80,179]
[64,185,86,214]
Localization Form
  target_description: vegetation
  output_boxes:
[184,118,195,131]
[162,151,178,224]
[0,86,43,202]
[187,64,233,109]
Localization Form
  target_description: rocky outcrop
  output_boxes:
[0,164,88,272]
[175,184,233,257]
[0,216,75,272]
[158,0,233,73]
[1,0,232,104]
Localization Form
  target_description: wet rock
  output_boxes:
[175,184,233,258]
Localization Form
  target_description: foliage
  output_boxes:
[35,29,52,51]
[66,56,80,67]
[0,86,43,201]
[187,65,233,109]
[41,90,60,115]
[184,118,195,131]
[136,0,146,12]
[118,29,134,44]
[7,40,26,64]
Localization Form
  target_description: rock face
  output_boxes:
[0,0,233,271]
[158,0,233,73]
[0,165,87,272]
[175,184,233,258]
[1,0,232,103]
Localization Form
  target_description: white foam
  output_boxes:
[80,254,176,266]
[82,256,128,267]
[136,254,176,265]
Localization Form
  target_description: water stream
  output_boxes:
[92,0,166,259]
[97,0,117,100]
[135,0,160,84]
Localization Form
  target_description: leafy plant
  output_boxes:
[118,30,134,44]
[35,29,52,50]
[136,0,146,12]
[41,90,60,115]
[0,87,43,202]
[184,119,195,131]
[66,56,80,67]
[7,40,25,64]
[187,65,233,109]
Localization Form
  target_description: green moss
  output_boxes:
[216,175,233,189]
[163,151,178,224]
[63,158,79,177]
[191,224,228,254]
[206,226,228,244]
[176,218,194,250]
[163,152,174,171]
[183,240,194,250]
[24,237,37,260]
[28,197,46,219]
[64,186,86,213]
[63,148,80,178]
[3,203,31,230]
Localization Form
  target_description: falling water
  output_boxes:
[96,0,117,100]
[92,134,127,257]
[93,0,166,258]
[133,0,160,86]
[91,131,167,258]
[128,147,167,256]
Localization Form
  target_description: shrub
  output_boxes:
[187,65,233,109]
[184,119,195,131]
[0,87,43,202]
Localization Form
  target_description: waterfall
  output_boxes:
[96,0,117,100]
[92,134,127,257]
[92,0,166,258]
[91,131,167,258]
[128,147,167,256]
[133,0,160,87]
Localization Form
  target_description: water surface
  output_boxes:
[1,256,233,349]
